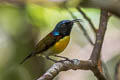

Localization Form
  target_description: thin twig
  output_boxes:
[66,7,94,45]
[76,7,96,34]
[89,9,109,63]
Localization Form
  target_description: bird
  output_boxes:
[20,19,81,64]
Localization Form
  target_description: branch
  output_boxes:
[79,0,120,17]
[37,59,107,80]
[66,7,94,45]
[76,7,96,34]
[37,59,93,80]
[89,10,110,63]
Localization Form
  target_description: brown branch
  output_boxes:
[76,7,97,34]
[89,10,110,80]
[37,59,94,80]
[37,59,106,80]
[66,7,94,45]
[91,67,106,80]
[97,58,103,73]
[89,10,109,63]
[79,0,120,17]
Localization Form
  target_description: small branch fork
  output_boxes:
[37,9,110,80]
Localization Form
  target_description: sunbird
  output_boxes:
[20,19,81,64]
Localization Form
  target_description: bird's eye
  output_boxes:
[65,22,71,25]
[63,22,69,26]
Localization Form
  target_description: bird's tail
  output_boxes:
[20,53,34,64]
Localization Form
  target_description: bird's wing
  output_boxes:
[20,33,62,64]
[33,33,62,54]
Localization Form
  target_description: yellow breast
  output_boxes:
[52,36,70,53]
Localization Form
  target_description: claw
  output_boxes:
[54,55,73,63]
[46,56,58,63]
[46,55,72,63]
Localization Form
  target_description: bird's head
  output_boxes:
[52,19,81,36]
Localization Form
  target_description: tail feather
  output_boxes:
[20,53,33,64]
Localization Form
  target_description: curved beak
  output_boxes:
[72,19,82,23]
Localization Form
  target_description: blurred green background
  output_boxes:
[0,2,120,80]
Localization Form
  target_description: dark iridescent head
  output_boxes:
[52,19,81,36]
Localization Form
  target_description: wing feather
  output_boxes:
[20,33,62,64]
[34,33,62,54]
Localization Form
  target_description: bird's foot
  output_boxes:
[54,55,73,63]
[46,56,73,63]
[55,59,73,63]
[46,56,58,63]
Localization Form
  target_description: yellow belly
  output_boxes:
[37,36,70,57]
[52,36,70,54]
